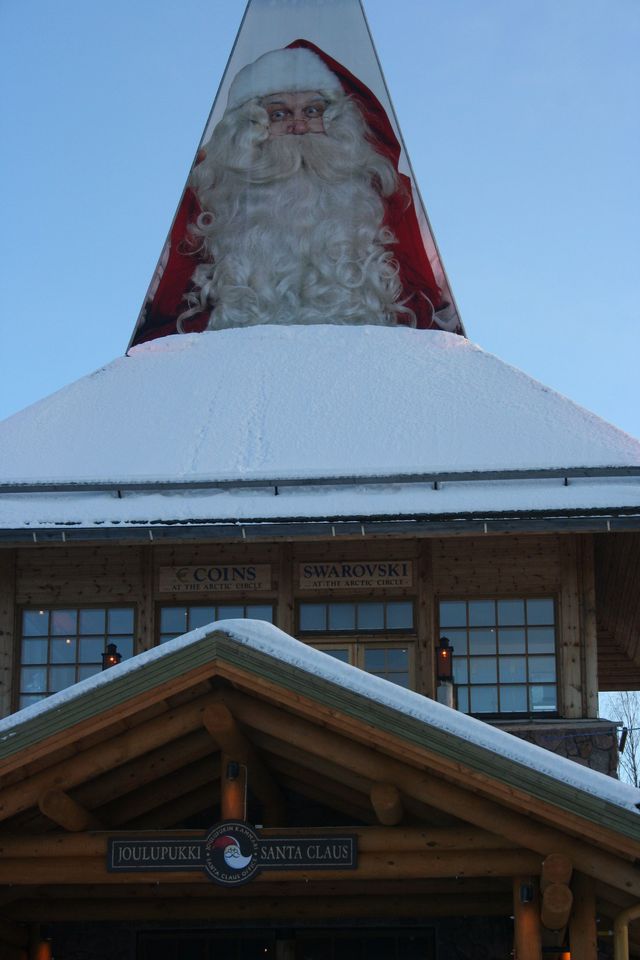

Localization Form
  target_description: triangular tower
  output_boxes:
[128,0,463,347]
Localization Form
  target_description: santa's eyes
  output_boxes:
[266,103,326,122]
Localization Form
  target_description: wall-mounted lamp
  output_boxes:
[226,760,240,782]
[101,643,122,671]
[437,636,453,682]
[519,882,534,904]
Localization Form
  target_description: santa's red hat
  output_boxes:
[227,46,343,111]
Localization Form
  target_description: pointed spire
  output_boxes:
[128,0,462,348]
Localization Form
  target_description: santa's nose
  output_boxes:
[288,118,309,134]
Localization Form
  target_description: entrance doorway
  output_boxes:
[138,928,436,960]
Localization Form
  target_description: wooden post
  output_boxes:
[415,541,435,698]
[220,753,246,820]
[569,872,598,960]
[559,535,582,718]
[578,535,599,719]
[0,549,16,718]
[277,544,294,636]
[137,545,155,653]
[38,789,103,832]
[513,877,542,960]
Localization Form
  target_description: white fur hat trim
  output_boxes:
[227,47,343,111]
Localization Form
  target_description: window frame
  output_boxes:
[297,598,416,690]
[437,594,559,719]
[156,600,276,646]
[15,603,137,710]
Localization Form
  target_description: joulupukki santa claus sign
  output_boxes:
[129,2,462,347]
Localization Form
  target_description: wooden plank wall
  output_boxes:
[594,532,640,691]
[0,532,600,717]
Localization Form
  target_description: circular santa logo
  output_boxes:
[204,821,260,886]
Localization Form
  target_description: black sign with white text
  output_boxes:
[107,822,357,886]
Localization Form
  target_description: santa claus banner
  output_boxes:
[128,0,462,348]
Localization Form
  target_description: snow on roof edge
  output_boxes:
[1,619,637,817]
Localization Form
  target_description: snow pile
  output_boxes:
[2,619,639,816]
[1,326,639,486]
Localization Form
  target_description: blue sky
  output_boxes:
[1,0,638,439]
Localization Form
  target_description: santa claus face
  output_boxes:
[262,90,327,137]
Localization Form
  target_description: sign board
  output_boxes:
[299,560,413,590]
[108,821,357,887]
[159,564,271,594]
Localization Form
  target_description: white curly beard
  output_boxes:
[181,97,414,331]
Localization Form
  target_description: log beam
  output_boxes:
[203,703,284,824]
[569,873,598,960]
[0,848,541,885]
[219,690,640,897]
[37,789,103,833]
[513,877,542,960]
[370,783,403,825]
[541,853,573,891]
[220,753,246,821]
[0,825,518,859]
[541,883,573,931]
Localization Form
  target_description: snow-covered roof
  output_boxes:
[0,326,639,531]
[2,619,639,826]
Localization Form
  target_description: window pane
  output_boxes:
[49,666,76,692]
[497,600,525,625]
[391,674,410,688]
[22,639,48,664]
[79,637,104,663]
[529,656,556,683]
[386,602,413,629]
[470,657,497,683]
[78,665,101,682]
[499,656,526,683]
[160,607,187,633]
[108,608,134,633]
[530,685,557,712]
[468,601,495,627]
[51,610,77,636]
[452,657,468,683]
[387,648,409,669]
[457,686,469,713]
[50,638,76,663]
[20,694,45,709]
[469,629,496,654]
[21,667,47,693]
[528,627,555,654]
[470,686,498,713]
[364,648,386,671]
[299,604,326,631]
[79,609,105,634]
[498,628,526,654]
[527,599,554,625]
[116,637,134,660]
[245,605,273,622]
[159,634,179,645]
[215,606,244,620]
[22,610,49,636]
[187,607,217,629]
[439,601,467,628]
[323,648,350,663]
[328,603,355,631]
[357,603,384,630]
[444,629,467,655]
[500,685,528,712]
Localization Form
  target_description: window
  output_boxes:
[439,598,557,715]
[19,607,135,709]
[158,603,274,643]
[298,600,414,688]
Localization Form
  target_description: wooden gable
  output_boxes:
[1,626,640,956]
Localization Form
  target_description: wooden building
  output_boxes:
[2,2,640,957]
